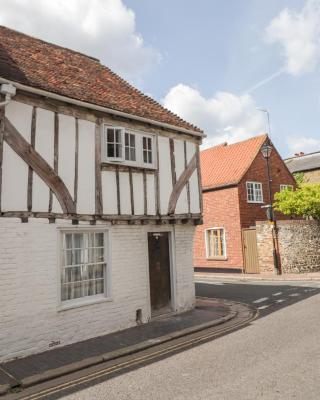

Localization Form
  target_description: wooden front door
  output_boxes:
[243,228,260,274]
[148,232,172,316]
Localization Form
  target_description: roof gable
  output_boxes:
[0,25,202,135]
[200,134,268,189]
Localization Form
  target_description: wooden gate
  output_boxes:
[242,228,260,274]
[148,232,172,316]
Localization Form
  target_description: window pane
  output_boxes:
[115,143,121,158]
[148,151,152,164]
[65,234,73,249]
[107,143,114,157]
[95,233,104,247]
[143,150,147,163]
[143,137,146,149]
[130,134,135,146]
[125,133,129,146]
[61,232,106,302]
[125,147,129,160]
[115,129,121,143]
[130,148,136,161]
[107,129,114,142]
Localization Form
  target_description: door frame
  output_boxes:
[146,229,177,318]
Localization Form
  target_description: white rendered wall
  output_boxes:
[77,119,95,214]
[0,218,195,362]
[186,141,200,214]
[174,139,188,214]
[158,136,172,215]
[2,101,32,211]
[102,171,118,214]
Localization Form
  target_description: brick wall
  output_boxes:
[239,149,296,228]
[0,218,195,362]
[193,187,243,269]
[256,220,320,274]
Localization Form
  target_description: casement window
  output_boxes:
[125,132,136,161]
[60,231,107,303]
[143,136,153,164]
[105,126,124,161]
[102,124,155,168]
[246,181,263,203]
[280,184,293,191]
[205,228,226,259]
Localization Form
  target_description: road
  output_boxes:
[58,279,320,399]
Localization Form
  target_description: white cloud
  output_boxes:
[265,0,320,76]
[0,0,161,80]
[162,84,266,148]
[287,135,320,154]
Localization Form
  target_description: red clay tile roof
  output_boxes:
[201,134,268,189]
[0,26,202,134]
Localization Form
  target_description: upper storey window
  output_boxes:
[102,124,155,168]
[246,181,263,203]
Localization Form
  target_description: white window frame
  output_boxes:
[280,184,293,191]
[58,227,111,310]
[124,132,137,162]
[205,227,227,260]
[142,135,153,166]
[102,125,125,162]
[246,181,264,203]
[101,124,156,169]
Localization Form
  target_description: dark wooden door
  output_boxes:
[148,232,171,315]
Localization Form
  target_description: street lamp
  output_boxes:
[261,142,281,274]
[261,143,273,221]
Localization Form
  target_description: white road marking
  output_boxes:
[275,299,286,303]
[257,305,270,310]
[253,297,269,304]
[272,292,282,296]
[289,293,300,297]
[195,280,224,285]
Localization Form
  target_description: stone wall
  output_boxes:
[256,220,320,274]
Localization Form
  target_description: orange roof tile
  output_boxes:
[0,26,202,134]
[201,134,268,189]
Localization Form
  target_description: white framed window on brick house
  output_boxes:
[205,228,227,260]
[246,181,263,203]
[60,230,108,305]
[280,184,293,191]
[102,124,155,168]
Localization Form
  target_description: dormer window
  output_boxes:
[102,124,155,168]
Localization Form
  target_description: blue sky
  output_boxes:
[1,0,320,157]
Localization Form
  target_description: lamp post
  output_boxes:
[261,142,281,274]
[257,108,271,137]
[261,143,273,221]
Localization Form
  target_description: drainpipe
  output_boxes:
[0,83,16,107]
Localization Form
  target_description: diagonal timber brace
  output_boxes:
[167,153,197,215]
[3,116,76,214]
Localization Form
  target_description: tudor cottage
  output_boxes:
[0,26,204,362]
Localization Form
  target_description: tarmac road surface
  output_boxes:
[56,279,320,399]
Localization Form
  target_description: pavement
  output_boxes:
[0,297,243,397]
[56,279,320,400]
[195,270,320,282]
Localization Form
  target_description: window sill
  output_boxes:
[58,296,113,312]
[206,257,228,261]
[101,162,156,172]
[247,201,264,204]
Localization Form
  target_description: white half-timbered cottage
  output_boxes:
[0,26,204,361]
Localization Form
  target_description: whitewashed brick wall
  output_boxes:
[0,218,195,362]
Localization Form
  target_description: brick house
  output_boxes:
[194,134,296,273]
[0,26,204,362]
[285,151,320,183]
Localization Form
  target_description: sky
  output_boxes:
[1,0,320,157]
